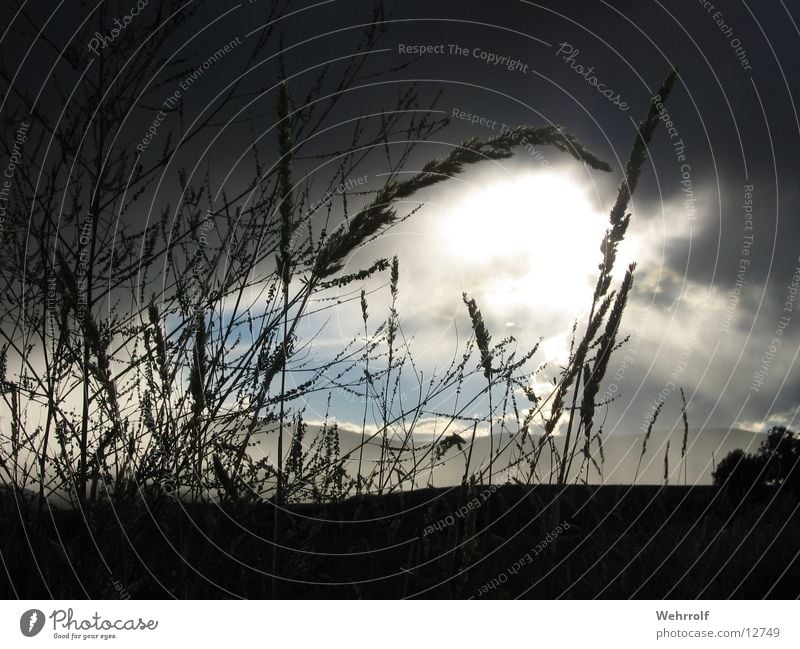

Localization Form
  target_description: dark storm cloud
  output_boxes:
[337,0,800,436]
[7,0,799,441]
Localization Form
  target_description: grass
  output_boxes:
[3,31,789,599]
[2,484,796,598]
[0,69,668,509]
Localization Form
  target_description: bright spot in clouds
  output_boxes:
[438,172,632,317]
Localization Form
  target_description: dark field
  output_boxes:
[3,485,798,599]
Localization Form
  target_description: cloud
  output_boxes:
[295,157,799,442]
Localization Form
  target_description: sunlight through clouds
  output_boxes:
[438,172,613,316]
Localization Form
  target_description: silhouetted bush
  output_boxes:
[760,426,800,491]
[713,426,800,494]
[712,448,765,493]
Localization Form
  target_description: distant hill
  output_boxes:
[8,422,762,507]
[237,420,765,488]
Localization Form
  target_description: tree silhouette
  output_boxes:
[712,448,764,494]
[713,426,800,494]
[761,426,800,491]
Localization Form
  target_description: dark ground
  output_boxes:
[2,484,798,599]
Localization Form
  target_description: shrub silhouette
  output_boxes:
[761,426,800,490]
[712,448,765,493]
[713,426,800,494]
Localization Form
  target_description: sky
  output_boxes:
[266,0,800,442]
[3,0,800,483]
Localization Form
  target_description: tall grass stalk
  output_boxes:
[557,68,678,487]
[463,294,493,483]
[680,387,689,485]
[273,77,295,595]
[635,401,664,484]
